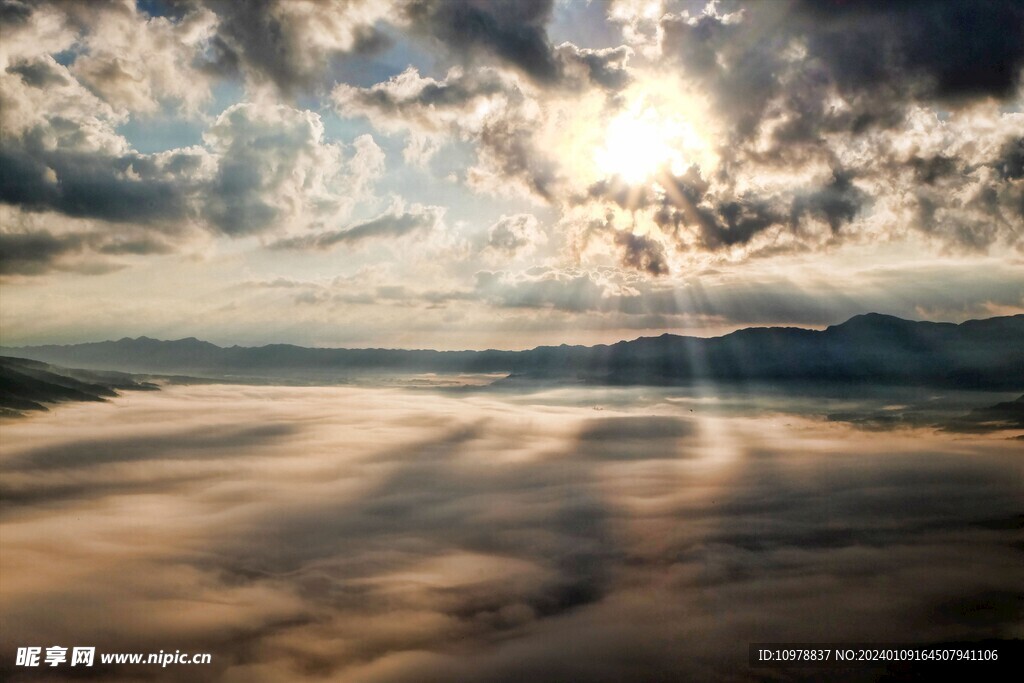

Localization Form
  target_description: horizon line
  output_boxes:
[3,312,1021,355]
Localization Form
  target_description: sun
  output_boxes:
[595,106,690,184]
[593,89,712,187]
[548,75,716,193]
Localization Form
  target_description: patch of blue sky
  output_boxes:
[387,144,555,236]
[550,0,623,49]
[328,24,431,88]
[319,110,392,149]
[135,0,186,20]
[119,115,205,153]
[207,80,247,116]
[119,81,245,153]
[52,48,80,67]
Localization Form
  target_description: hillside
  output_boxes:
[0,356,159,416]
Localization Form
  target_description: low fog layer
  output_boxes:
[1,385,1021,681]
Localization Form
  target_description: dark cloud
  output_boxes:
[910,154,960,185]
[649,172,786,251]
[584,177,645,212]
[334,67,511,128]
[0,134,223,275]
[790,170,866,232]
[406,0,559,83]
[474,116,558,200]
[662,1,1024,145]
[693,200,781,249]
[793,0,1024,102]
[5,57,71,88]
[486,213,544,255]
[96,235,176,256]
[194,0,393,92]
[658,9,785,143]
[0,0,33,25]
[554,43,631,90]
[1,0,1021,281]
[0,145,197,224]
[644,1,1024,255]
[335,66,560,200]
[0,35,217,248]
[0,228,174,276]
[614,230,668,275]
[586,165,862,263]
[403,1,630,90]
[997,137,1024,181]
[0,231,84,275]
[582,170,787,260]
[270,205,443,250]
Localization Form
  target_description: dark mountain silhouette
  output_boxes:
[2,313,1022,390]
[0,356,159,416]
[940,394,1024,432]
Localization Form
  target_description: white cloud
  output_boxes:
[201,103,383,236]
[70,2,218,115]
[486,213,547,256]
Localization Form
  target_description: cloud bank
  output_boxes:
[1,385,1021,681]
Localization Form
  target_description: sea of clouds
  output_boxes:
[1,384,1021,681]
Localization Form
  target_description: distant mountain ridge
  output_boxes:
[3,313,1022,390]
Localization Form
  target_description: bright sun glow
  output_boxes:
[593,90,712,187]
[595,105,694,184]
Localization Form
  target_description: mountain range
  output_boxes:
[3,313,1022,390]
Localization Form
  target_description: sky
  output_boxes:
[0,0,1022,350]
